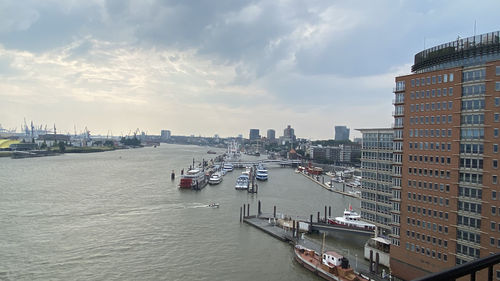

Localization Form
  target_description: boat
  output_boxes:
[207,150,217,154]
[208,203,220,208]
[208,172,223,185]
[256,164,268,181]
[364,237,390,268]
[294,244,368,281]
[179,169,207,190]
[235,174,249,190]
[223,163,234,172]
[327,205,376,232]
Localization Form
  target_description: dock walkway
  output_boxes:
[242,211,388,281]
[297,171,360,199]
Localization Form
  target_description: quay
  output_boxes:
[240,202,388,281]
[297,170,360,199]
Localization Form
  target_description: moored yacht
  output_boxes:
[235,174,249,190]
[208,172,223,185]
[223,163,234,172]
[327,205,376,232]
[256,164,268,181]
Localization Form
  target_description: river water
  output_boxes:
[0,144,366,281]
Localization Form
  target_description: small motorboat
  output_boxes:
[208,203,220,208]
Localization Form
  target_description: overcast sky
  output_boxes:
[0,0,498,139]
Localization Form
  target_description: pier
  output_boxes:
[240,202,387,281]
[297,170,361,199]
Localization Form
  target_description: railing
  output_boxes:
[412,252,500,281]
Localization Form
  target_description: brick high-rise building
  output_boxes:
[391,31,500,280]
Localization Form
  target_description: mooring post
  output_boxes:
[247,203,250,217]
[273,205,276,218]
[309,214,313,233]
[240,206,242,222]
[376,252,380,274]
[243,204,246,219]
[317,211,320,223]
[369,250,373,273]
[292,220,295,237]
[328,206,331,217]
[324,206,327,221]
[258,200,261,215]
[296,221,300,237]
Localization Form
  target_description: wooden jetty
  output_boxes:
[240,202,385,281]
[297,170,360,199]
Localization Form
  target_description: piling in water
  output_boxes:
[328,206,331,217]
[273,206,276,218]
[247,203,250,217]
[258,200,261,215]
[240,207,242,222]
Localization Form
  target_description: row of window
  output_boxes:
[459,172,483,184]
[461,114,484,125]
[361,162,392,172]
[409,128,453,138]
[460,158,483,169]
[406,216,449,234]
[409,141,452,151]
[460,143,485,154]
[410,73,454,87]
[407,204,449,220]
[460,128,485,139]
[462,69,485,83]
[407,180,450,193]
[410,101,453,112]
[405,242,448,263]
[410,115,452,125]
[461,99,485,111]
[407,192,450,207]
[406,230,449,249]
[458,201,482,214]
[459,186,482,199]
[409,154,451,165]
[457,229,480,244]
[462,84,485,97]
[456,243,480,259]
[361,152,393,161]
[408,167,451,178]
[457,215,481,229]
[410,87,454,100]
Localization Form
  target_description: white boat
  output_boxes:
[364,237,390,268]
[256,164,268,181]
[208,172,223,185]
[235,174,249,190]
[327,205,376,232]
[223,163,234,172]
[208,203,220,208]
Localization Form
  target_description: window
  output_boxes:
[494,160,498,169]
[496,97,500,107]
[496,82,500,91]
[444,74,448,82]
[495,113,500,122]
[495,144,499,153]
[497,66,500,76]
[495,128,499,138]
[494,175,498,185]
[450,73,454,82]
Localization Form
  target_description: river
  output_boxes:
[0,144,367,281]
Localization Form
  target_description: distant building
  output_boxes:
[37,134,70,147]
[307,145,341,163]
[334,126,350,141]
[161,130,171,140]
[353,137,362,144]
[249,129,260,140]
[339,143,361,163]
[266,129,276,140]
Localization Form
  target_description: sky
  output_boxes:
[0,0,499,140]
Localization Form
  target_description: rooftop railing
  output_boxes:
[412,31,500,73]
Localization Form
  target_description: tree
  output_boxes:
[58,142,66,153]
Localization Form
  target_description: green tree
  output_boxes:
[58,142,66,153]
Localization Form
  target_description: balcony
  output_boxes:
[413,252,500,281]
[392,98,405,105]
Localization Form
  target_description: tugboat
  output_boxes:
[294,244,368,281]
[179,169,207,190]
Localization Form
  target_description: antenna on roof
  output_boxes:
[423,36,426,50]
[474,20,477,37]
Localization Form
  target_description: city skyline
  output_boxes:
[0,1,499,139]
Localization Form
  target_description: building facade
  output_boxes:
[267,129,276,141]
[335,126,350,141]
[358,128,393,237]
[390,31,500,281]
[249,129,260,140]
